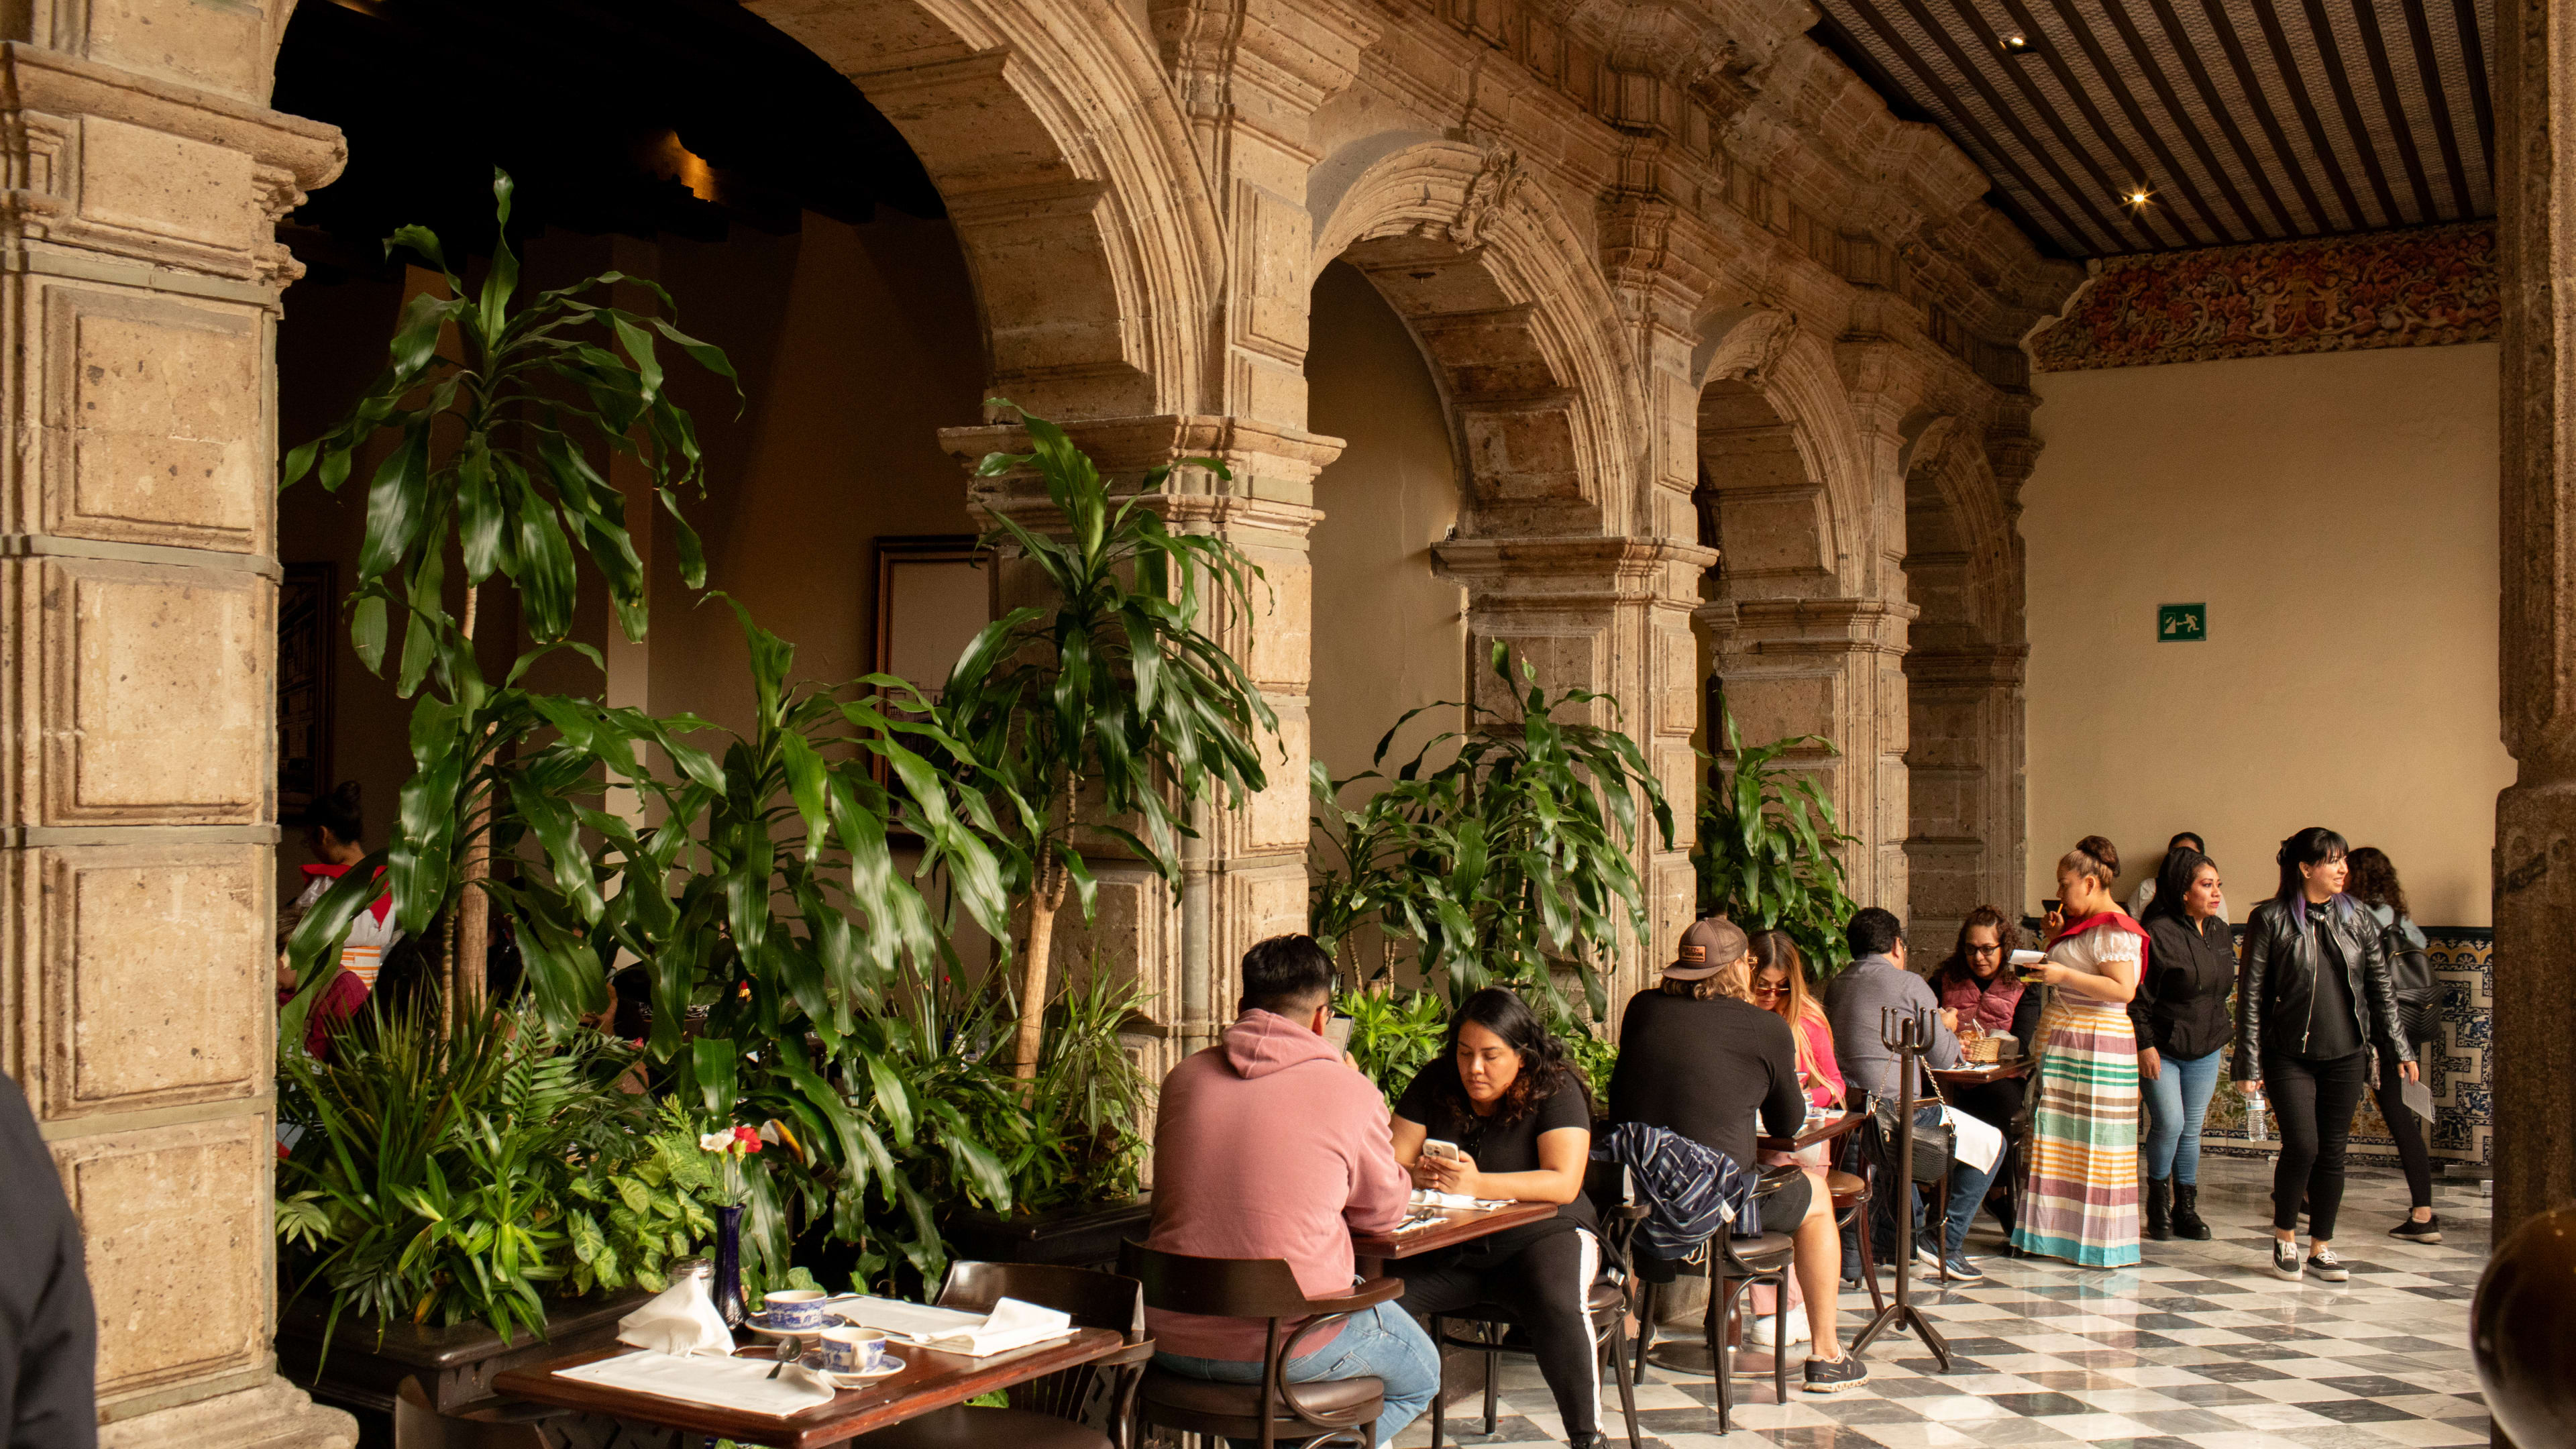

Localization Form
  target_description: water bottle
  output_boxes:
[2243,1087,2268,1143]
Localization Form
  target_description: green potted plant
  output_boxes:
[1309,641,1674,1030]
[1693,703,1860,979]
[935,409,1277,1090]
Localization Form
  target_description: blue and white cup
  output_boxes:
[816,1326,888,1376]
[761,1290,834,1331]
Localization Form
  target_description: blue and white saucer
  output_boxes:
[802,1350,905,1386]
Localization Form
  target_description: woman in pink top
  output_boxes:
[1745,930,1842,1348]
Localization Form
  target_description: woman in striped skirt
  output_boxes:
[2010,835,2146,1268]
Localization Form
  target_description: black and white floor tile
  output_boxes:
[1393,1157,2492,1448]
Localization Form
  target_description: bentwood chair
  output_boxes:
[1424,1161,1648,1449]
[1631,1166,1799,1434]
[1120,1241,1401,1449]
[851,1261,1152,1449]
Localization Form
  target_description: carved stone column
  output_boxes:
[945,416,1342,1074]
[0,9,352,1448]
[2493,0,2576,1246]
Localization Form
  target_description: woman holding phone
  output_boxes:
[2235,828,2417,1283]
[2009,835,2147,1268]
[1388,989,1609,1449]
[2133,847,2233,1242]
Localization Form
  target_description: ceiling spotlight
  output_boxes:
[2124,186,2154,207]
[1999,30,2034,54]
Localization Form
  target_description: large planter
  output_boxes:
[942,1194,1150,1271]
[278,1288,655,1420]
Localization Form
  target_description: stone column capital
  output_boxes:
[1902,643,2029,688]
[1432,534,1716,607]
[1697,594,1917,653]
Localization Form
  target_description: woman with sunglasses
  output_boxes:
[1744,930,1843,1349]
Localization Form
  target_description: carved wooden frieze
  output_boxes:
[2029,223,2500,372]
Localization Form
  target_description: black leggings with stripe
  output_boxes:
[1396,1226,1601,1435]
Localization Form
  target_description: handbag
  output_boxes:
[1867,1088,1951,1185]
[2381,921,2440,1010]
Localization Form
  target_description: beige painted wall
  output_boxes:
[2023,342,2509,926]
[1305,260,1466,790]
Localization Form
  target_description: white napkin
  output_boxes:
[1407,1189,1513,1211]
[614,1279,736,1357]
[557,1348,839,1416]
[835,1295,1075,1357]
[1941,1105,2006,1176]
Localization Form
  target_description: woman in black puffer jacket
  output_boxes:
[2232,826,2417,1286]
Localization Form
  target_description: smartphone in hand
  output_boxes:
[1423,1138,1462,1163]
[1325,1016,1354,1053]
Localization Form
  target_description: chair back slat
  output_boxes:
[934,1259,1150,1447]
[1118,1240,1313,1319]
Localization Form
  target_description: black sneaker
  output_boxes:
[1941,1252,1986,1282]
[2390,1216,2444,1244]
[2307,1248,2349,1282]
[1803,1353,1870,1393]
[2269,1238,2302,1281]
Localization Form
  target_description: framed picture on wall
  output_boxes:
[278,561,337,826]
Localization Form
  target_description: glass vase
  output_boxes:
[713,1203,747,1327]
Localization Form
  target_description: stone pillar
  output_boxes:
[2493,0,2576,1243]
[945,416,1341,1075]
[0,11,352,1449]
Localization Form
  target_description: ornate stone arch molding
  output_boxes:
[1900,419,2027,940]
[1690,313,1872,601]
[748,0,1224,419]
[1309,138,1646,537]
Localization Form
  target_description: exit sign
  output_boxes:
[2158,603,2207,642]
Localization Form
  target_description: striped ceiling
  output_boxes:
[1809,0,2494,256]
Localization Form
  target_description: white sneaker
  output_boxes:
[1744,1305,1809,1348]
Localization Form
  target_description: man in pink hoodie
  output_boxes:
[1144,935,1436,1446]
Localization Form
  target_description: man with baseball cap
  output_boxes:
[1607,918,1868,1393]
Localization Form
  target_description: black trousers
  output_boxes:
[2266,1049,2369,1238]
[1397,1225,1601,1436]
[2369,1038,2436,1211]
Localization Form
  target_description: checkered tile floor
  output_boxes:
[1393,1157,2492,1448]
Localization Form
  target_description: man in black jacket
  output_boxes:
[1,1071,96,1449]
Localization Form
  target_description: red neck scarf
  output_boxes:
[302,861,393,926]
[2048,910,2151,971]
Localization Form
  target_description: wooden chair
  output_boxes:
[1120,1240,1401,1449]
[1424,1163,1647,1449]
[851,1261,1152,1449]
[1631,1170,1799,1434]
[1827,1169,1886,1318]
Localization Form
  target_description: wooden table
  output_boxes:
[491,1327,1126,1448]
[1758,1109,1866,1156]
[1931,1061,2031,1089]
[1350,1200,1558,1265]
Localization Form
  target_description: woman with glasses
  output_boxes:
[1745,930,1843,1349]
[1926,906,2039,1236]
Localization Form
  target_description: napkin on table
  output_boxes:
[1407,1188,1513,1211]
[835,1295,1075,1357]
[614,1278,736,1357]
[557,1348,839,1416]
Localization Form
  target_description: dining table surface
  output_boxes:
[1350,1199,1559,1262]
[1758,1107,1866,1155]
[1930,1059,2033,1087]
[490,1325,1127,1448]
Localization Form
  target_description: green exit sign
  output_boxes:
[2158,603,2207,642]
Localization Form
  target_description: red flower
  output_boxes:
[732,1124,763,1154]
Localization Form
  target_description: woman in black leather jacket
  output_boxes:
[2231,826,2418,1285]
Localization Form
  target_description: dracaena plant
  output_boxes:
[937,406,1277,1085]
[1308,641,1674,1028]
[1693,703,1860,978]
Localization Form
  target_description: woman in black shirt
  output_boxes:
[1391,989,1604,1449]
[2134,847,2235,1243]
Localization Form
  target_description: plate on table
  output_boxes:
[802,1351,906,1387]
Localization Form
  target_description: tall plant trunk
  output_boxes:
[1012,861,1067,1089]
[450,582,492,1034]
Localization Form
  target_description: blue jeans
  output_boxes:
[2140,1047,2224,1183]
[1152,1301,1438,1448]
[1846,1108,1999,1268]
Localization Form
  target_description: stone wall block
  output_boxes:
[78,115,258,252]
[36,841,268,1119]
[28,556,268,826]
[82,0,278,105]
[54,1114,271,1401]
[38,282,266,553]
[1244,553,1311,688]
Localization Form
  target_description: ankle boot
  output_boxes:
[2171,1182,2212,1240]
[2146,1177,2172,1241]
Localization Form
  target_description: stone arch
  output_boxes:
[1902,422,2028,941]
[1690,312,1909,913]
[1308,137,1646,538]
[745,0,1224,419]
